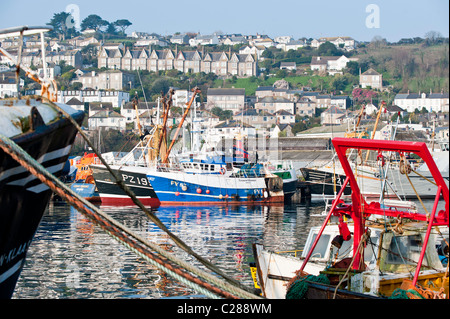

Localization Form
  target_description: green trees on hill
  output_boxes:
[47,11,132,40]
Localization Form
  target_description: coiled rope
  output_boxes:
[0,104,260,299]
[286,274,330,299]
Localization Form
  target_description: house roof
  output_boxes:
[257,96,293,103]
[214,120,254,128]
[235,109,274,116]
[89,102,113,112]
[276,124,293,131]
[386,105,406,112]
[123,101,157,109]
[90,110,123,118]
[323,105,345,114]
[394,92,449,99]
[66,97,84,105]
[280,62,296,67]
[361,68,380,75]
[311,56,340,65]
[207,88,245,96]
[255,86,288,92]
[274,109,294,115]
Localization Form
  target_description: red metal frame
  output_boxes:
[299,138,449,286]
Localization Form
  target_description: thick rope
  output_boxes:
[0,131,261,299]
[31,95,255,295]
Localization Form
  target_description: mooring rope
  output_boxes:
[0,121,260,300]
[30,95,256,296]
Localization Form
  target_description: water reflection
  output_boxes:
[13,202,326,299]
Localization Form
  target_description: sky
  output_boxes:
[0,0,448,42]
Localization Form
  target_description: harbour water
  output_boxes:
[12,201,327,299]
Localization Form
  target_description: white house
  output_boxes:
[170,34,190,45]
[274,110,295,124]
[274,36,293,44]
[310,55,350,75]
[0,72,23,98]
[394,92,449,113]
[311,36,356,51]
[250,37,275,48]
[255,96,295,114]
[277,40,304,51]
[239,45,265,60]
[208,120,256,139]
[222,36,246,46]
[45,89,130,108]
[280,62,296,71]
[88,110,126,130]
[189,34,219,46]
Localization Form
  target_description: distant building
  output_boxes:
[78,70,135,90]
[280,62,297,71]
[209,119,256,138]
[233,109,276,129]
[394,92,449,113]
[66,97,85,112]
[360,68,382,90]
[0,72,23,98]
[239,45,265,60]
[271,123,294,137]
[276,40,304,52]
[310,55,351,75]
[274,109,296,124]
[170,34,190,45]
[321,105,347,125]
[311,36,356,51]
[189,34,219,46]
[207,88,246,114]
[255,96,295,114]
[296,96,316,117]
[107,48,258,77]
[121,100,157,123]
[88,110,126,131]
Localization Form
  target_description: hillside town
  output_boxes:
[1,23,448,151]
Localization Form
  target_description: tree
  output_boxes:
[105,22,118,35]
[211,107,232,121]
[150,78,173,95]
[47,11,77,40]
[317,42,342,56]
[114,19,132,35]
[345,61,360,76]
[352,88,378,105]
[81,14,108,32]
[424,31,443,45]
[369,35,387,49]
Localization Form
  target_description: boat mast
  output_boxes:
[157,89,173,156]
[163,87,200,163]
[364,100,386,163]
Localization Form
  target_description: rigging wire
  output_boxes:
[12,95,258,297]
[0,129,260,299]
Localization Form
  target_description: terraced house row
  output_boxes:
[98,47,258,77]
